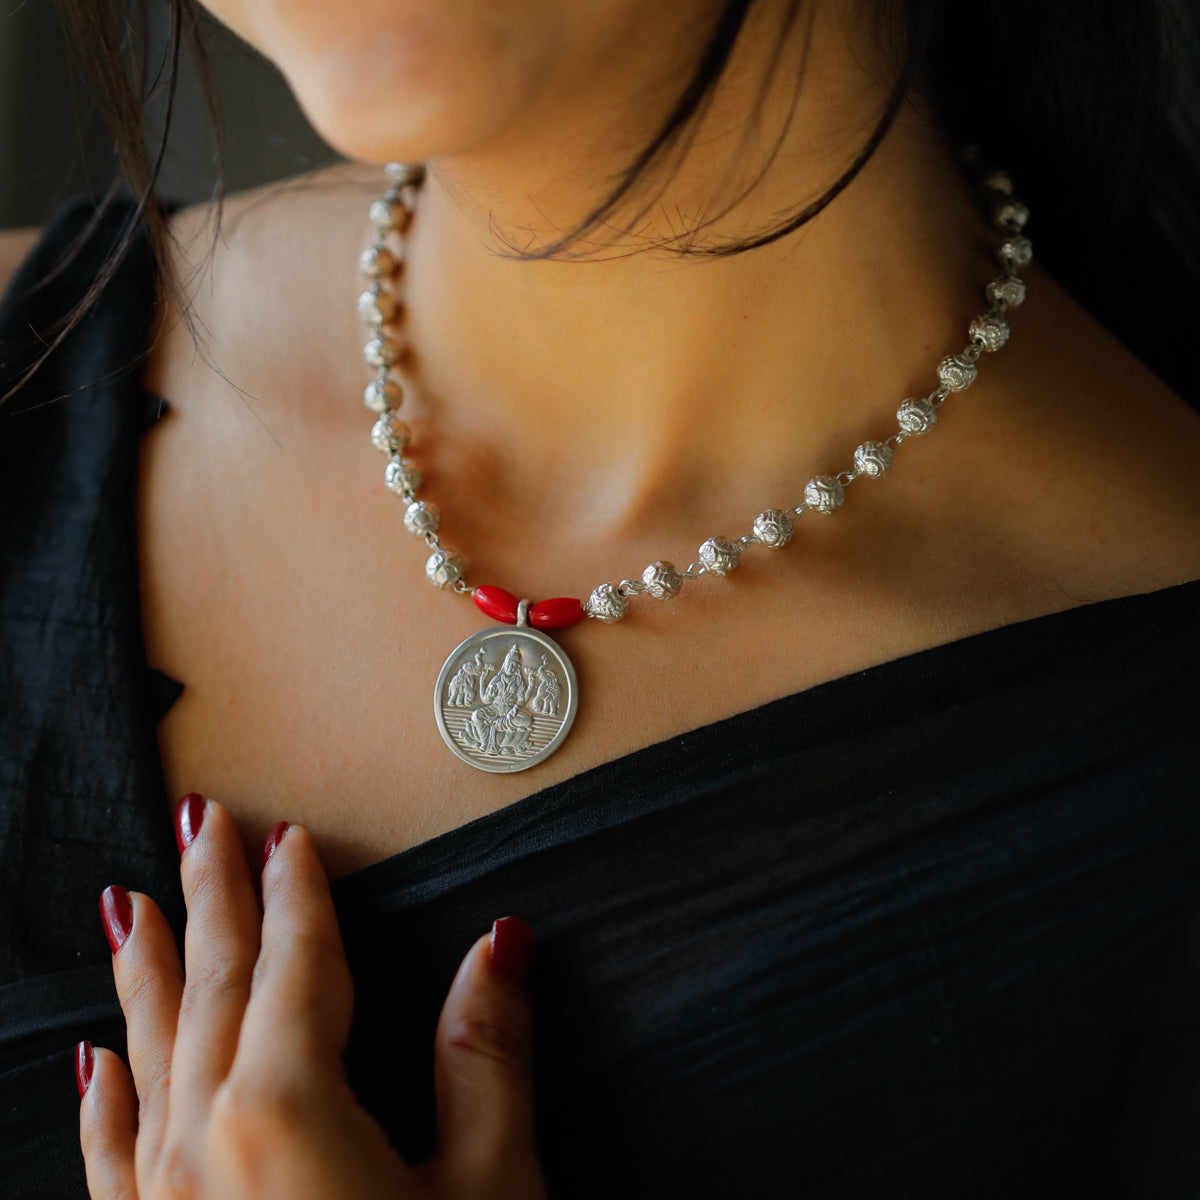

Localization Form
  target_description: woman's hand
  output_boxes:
[75,795,545,1200]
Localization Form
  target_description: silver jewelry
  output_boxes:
[358,160,1031,771]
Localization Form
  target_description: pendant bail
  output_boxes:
[516,598,531,627]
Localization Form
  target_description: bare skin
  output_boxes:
[12,1,1200,878]
[135,182,1200,879]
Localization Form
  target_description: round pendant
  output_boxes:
[434,625,578,773]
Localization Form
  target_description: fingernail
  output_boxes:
[174,792,206,855]
[99,885,133,954]
[490,917,535,994]
[261,821,290,870]
[75,1041,94,1098]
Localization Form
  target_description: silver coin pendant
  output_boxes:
[434,625,578,773]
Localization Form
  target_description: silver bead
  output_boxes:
[641,561,683,600]
[363,335,403,369]
[986,276,1026,309]
[384,455,422,496]
[853,441,892,478]
[403,499,441,537]
[937,354,977,392]
[370,411,411,454]
[897,396,937,435]
[425,550,463,590]
[368,197,413,234]
[803,474,845,514]
[698,536,740,575]
[358,244,397,280]
[358,287,398,326]
[384,162,425,188]
[752,508,793,549]
[585,582,626,622]
[981,168,1013,196]
[998,235,1033,270]
[994,199,1029,233]
[969,313,1010,352]
[363,377,404,413]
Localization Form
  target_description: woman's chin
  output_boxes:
[268,25,546,167]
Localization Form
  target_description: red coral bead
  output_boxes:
[472,586,519,624]
[529,597,585,630]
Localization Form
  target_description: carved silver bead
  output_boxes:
[699,536,740,575]
[363,377,404,413]
[981,168,1013,195]
[986,276,1026,309]
[994,199,1030,233]
[425,550,464,589]
[357,287,398,326]
[753,508,793,548]
[402,499,441,537]
[853,441,892,478]
[384,162,425,187]
[969,313,1010,352]
[358,244,397,280]
[803,474,844,513]
[384,455,422,497]
[585,582,626,622]
[897,396,937,435]
[998,235,1033,270]
[370,411,411,454]
[937,354,977,391]
[641,561,683,600]
[368,197,413,234]
[363,335,403,369]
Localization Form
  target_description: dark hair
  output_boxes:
[8,0,1200,402]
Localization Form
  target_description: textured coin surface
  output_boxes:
[434,626,578,772]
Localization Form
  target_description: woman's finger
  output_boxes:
[101,885,183,1175]
[78,1043,139,1200]
[199,824,412,1200]
[427,917,544,1200]
[165,795,263,1142]
[234,823,354,1078]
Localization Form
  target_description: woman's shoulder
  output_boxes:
[0,226,40,299]
[1,196,146,305]
[143,163,377,421]
[964,263,1200,608]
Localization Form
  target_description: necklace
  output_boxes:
[357,159,1032,773]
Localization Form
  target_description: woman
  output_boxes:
[2,0,1200,1196]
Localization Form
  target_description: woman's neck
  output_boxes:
[374,1,996,543]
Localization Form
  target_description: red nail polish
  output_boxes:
[99,885,133,954]
[75,1041,94,1098]
[261,821,290,870]
[174,792,206,855]
[490,917,535,994]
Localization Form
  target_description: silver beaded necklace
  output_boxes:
[358,159,1032,773]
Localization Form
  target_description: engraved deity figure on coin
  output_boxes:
[434,626,579,772]
[466,645,536,755]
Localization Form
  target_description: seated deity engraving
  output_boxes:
[460,643,538,756]
[447,648,488,707]
[529,654,562,717]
